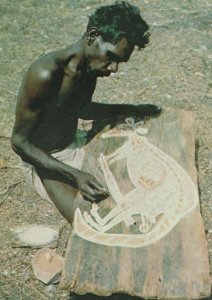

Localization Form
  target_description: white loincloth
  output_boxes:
[21,130,87,203]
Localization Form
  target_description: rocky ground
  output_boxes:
[0,0,211,299]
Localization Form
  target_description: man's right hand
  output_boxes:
[76,172,109,202]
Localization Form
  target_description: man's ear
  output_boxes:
[87,27,100,45]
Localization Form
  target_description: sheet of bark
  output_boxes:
[60,109,211,299]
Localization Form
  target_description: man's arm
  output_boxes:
[11,63,108,202]
[78,102,162,120]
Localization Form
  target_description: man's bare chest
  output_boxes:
[55,73,96,113]
[38,74,96,128]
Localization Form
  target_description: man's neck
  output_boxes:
[63,39,85,72]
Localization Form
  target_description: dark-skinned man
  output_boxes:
[11,1,161,223]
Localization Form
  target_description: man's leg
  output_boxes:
[41,177,91,223]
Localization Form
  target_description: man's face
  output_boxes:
[86,35,134,77]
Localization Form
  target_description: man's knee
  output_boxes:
[42,179,78,222]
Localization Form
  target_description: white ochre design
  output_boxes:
[74,119,199,248]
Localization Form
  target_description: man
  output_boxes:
[11,1,160,222]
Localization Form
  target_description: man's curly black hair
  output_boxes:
[86,1,150,49]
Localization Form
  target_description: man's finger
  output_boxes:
[81,190,96,202]
[89,180,107,192]
[138,104,162,116]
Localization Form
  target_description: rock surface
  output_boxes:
[32,248,64,284]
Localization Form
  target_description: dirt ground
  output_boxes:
[0,0,211,299]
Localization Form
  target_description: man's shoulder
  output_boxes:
[28,45,82,82]
[27,52,60,83]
